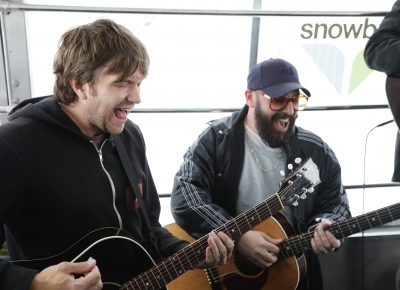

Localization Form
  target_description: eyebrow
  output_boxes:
[115,78,140,84]
[278,93,299,99]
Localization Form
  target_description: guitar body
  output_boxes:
[165,213,305,290]
[13,227,166,290]
[10,159,319,290]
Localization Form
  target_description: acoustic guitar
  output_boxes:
[13,158,320,290]
[166,202,400,290]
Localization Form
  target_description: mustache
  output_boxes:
[255,110,298,148]
[271,112,297,122]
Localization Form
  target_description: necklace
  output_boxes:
[245,138,284,173]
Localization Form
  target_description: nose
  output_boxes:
[127,85,141,104]
[281,100,295,115]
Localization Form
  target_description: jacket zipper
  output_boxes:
[91,139,123,229]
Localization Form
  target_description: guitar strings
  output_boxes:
[194,204,400,286]
[123,166,400,289]
[177,174,300,263]
[134,192,291,287]
[122,172,304,289]
[136,179,400,287]
[138,179,300,287]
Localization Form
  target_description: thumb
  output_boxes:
[63,258,97,274]
[273,237,283,244]
[265,235,283,244]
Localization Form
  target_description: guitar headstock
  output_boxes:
[278,157,320,207]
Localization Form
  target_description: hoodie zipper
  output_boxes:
[91,139,123,229]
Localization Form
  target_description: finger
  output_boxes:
[321,219,333,226]
[318,229,332,249]
[318,220,340,251]
[217,232,235,258]
[314,226,339,253]
[206,233,221,264]
[326,231,341,250]
[260,250,278,267]
[213,232,228,259]
[264,234,283,245]
[263,237,281,255]
[313,228,328,254]
[255,242,279,267]
[76,265,102,289]
[204,241,215,266]
[311,237,320,254]
[316,224,338,251]
[209,232,225,264]
[61,259,97,275]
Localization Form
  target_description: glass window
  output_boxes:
[10,1,399,231]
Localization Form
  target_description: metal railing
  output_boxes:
[0,2,389,17]
[0,104,390,114]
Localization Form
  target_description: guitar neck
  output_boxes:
[122,194,285,289]
[278,202,400,259]
[219,193,285,241]
[122,159,319,289]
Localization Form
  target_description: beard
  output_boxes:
[254,104,297,148]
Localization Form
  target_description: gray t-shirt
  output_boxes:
[237,125,293,225]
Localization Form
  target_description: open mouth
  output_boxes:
[114,108,129,122]
[274,117,290,133]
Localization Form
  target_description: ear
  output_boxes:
[70,79,89,100]
[245,90,256,108]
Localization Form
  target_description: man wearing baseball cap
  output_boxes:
[171,58,351,290]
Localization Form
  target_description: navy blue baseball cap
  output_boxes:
[247,58,311,98]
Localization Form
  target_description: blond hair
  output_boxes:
[53,19,149,104]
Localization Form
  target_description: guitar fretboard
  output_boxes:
[121,169,312,290]
[278,202,400,259]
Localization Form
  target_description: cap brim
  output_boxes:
[262,82,311,98]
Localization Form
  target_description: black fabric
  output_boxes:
[364,1,400,76]
[393,131,400,182]
[386,78,400,182]
[112,134,163,260]
[386,76,400,131]
[364,1,400,182]
[0,96,188,290]
[0,226,4,246]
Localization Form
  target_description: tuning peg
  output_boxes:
[294,157,302,164]
[292,200,299,206]
[307,187,314,193]
[280,170,285,177]
[300,188,307,199]
[287,163,293,171]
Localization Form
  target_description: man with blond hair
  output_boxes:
[0,19,233,290]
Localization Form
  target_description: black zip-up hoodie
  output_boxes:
[0,96,187,290]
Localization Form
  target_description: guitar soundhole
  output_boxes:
[235,256,263,276]
[220,255,268,290]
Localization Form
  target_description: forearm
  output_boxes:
[0,260,37,290]
[171,177,232,239]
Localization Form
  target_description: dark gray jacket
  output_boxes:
[364,0,400,181]
[364,1,400,76]
[171,105,351,290]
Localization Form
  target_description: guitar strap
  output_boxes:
[112,134,154,239]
